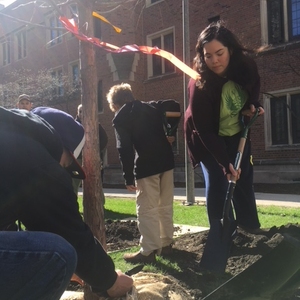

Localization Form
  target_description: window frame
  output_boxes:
[1,38,11,66]
[66,4,78,39]
[46,15,63,47]
[14,30,27,60]
[51,67,64,97]
[261,0,300,45]
[146,27,175,78]
[263,87,300,149]
[145,0,163,7]
[69,61,80,88]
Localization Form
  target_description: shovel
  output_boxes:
[199,109,260,273]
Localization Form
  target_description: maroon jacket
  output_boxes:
[184,68,261,173]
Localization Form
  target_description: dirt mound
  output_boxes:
[67,221,300,299]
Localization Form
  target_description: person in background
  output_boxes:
[16,94,33,111]
[107,83,180,264]
[72,104,84,194]
[0,106,133,299]
[184,21,265,233]
[73,104,108,192]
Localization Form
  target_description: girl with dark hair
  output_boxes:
[184,22,265,233]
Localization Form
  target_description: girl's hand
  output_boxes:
[243,105,264,117]
[226,163,241,182]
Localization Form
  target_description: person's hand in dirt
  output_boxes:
[106,270,134,298]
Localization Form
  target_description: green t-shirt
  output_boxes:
[219,80,248,136]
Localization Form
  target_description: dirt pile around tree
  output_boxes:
[65,220,300,300]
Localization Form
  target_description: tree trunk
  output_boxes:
[78,1,106,298]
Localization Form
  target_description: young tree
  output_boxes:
[77,1,106,298]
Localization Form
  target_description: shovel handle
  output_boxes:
[233,108,260,174]
[224,108,260,216]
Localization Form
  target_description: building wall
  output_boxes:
[1,0,300,184]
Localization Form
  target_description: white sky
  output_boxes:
[0,0,16,7]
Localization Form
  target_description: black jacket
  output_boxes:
[113,100,179,185]
[0,107,117,293]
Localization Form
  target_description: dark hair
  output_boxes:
[194,21,258,93]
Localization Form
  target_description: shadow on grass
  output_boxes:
[155,249,233,297]
[104,208,136,221]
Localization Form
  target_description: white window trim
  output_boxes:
[263,87,300,150]
[260,0,294,45]
[1,39,11,66]
[51,67,64,96]
[106,52,140,82]
[68,60,80,87]
[46,14,63,47]
[146,26,175,78]
[67,4,78,40]
[145,0,163,8]
[14,30,26,60]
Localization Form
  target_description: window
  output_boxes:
[51,68,64,96]
[147,28,175,78]
[261,0,300,45]
[15,31,26,60]
[48,16,63,46]
[289,0,300,38]
[1,39,10,66]
[264,90,300,147]
[70,62,79,88]
[69,4,78,21]
[67,4,78,39]
[146,0,163,6]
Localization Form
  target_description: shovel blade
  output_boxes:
[199,218,236,273]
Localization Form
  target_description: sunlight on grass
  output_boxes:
[108,246,183,274]
[78,195,299,229]
[77,195,300,276]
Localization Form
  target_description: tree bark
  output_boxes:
[78,1,106,298]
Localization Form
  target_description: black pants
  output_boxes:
[200,133,260,230]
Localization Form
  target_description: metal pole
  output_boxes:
[182,0,195,205]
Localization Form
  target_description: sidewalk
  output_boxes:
[100,187,300,208]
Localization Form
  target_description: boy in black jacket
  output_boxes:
[107,83,180,264]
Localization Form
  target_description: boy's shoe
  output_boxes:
[123,251,156,264]
[160,244,173,256]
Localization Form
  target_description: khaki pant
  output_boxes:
[136,169,174,255]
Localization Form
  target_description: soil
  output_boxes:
[102,220,300,300]
[70,184,300,299]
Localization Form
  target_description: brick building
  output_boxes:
[1,0,300,184]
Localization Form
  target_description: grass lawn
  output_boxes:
[77,196,300,230]
[77,195,300,274]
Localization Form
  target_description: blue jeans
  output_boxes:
[0,231,77,300]
[200,133,260,230]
